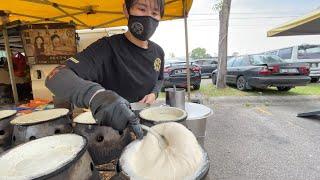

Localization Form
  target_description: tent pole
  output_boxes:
[183,0,191,101]
[2,26,19,105]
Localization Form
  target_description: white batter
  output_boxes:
[10,108,69,125]
[73,111,97,124]
[0,110,17,120]
[120,122,205,180]
[0,134,85,180]
[139,107,187,122]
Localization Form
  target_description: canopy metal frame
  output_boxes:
[1,14,19,105]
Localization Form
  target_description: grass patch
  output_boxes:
[159,83,320,98]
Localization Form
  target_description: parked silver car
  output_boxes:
[265,44,320,82]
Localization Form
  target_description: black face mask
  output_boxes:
[128,15,159,41]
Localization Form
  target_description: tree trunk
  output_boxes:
[216,0,232,89]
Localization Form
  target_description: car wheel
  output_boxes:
[236,76,248,91]
[193,84,200,90]
[211,74,217,85]
[311,78,319,83]
[277,86,292,91]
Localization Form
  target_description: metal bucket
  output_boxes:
[185,103,212,147]
[73,112,133,165]
[165,88,186,110]
[0,134,100,180]
[0,110,17,153]
[11,108,73,146]
[139,106,188,127]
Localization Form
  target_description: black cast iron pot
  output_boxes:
[0,134,101,180]
[73,112,133,165]
[11,108,73,146]
[0,110,17,153]
[139,106,188,127]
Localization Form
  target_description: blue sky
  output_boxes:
[151,0,320,57]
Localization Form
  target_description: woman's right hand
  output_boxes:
[90,90,144,139]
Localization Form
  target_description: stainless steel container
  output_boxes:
[0,110,17,153]
[165,88,186,110]
[185,103,212,147]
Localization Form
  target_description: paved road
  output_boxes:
[204,100,320,180]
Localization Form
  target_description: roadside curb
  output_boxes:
[157,95,320,105]
[208,95,320,104]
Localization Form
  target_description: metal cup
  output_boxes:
[165,88,186,110]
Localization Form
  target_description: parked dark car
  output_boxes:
[163,60,201,90]
[212,55,311,91]
[193,58,218,78]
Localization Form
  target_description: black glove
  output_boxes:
[129,117,144,140]
[90,90,143,139]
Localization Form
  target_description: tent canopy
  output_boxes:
[0,0,192,29]
[267,9,320,37]
[0,0,194,104]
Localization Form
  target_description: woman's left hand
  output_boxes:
[139,93,157,104]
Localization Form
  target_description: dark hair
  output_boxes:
[34,36,44,48]
[125,0,165,17]
[51,34,60,41]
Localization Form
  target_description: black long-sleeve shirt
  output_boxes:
[65,33,165,103]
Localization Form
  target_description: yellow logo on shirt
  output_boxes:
[154,58,161,72]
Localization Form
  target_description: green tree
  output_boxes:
[190,47,211,59]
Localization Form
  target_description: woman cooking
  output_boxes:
[46,0,165,140]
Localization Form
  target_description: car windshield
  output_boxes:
[166,61,185,65]
[172,62,186,66]
[194,59,217,65]
[165,59,197,66]
[249,55,284,65]
[202,60,215,65]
